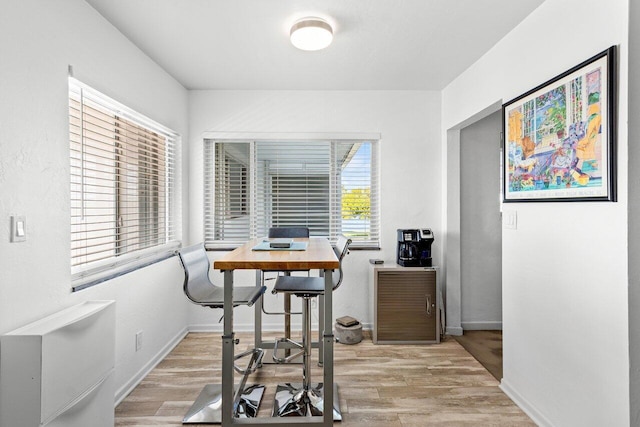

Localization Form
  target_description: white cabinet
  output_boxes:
[0,301,115,427]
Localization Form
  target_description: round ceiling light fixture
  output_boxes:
[290,17,333,51]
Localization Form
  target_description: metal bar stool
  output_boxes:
[270,235,351,419]
[261,227,309,363]
[177,243,267,424]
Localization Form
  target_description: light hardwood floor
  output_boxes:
[115,331,534,426]
[454,330,503,381]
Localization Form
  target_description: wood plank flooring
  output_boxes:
[453,330,503,381]
[115,331,533,426]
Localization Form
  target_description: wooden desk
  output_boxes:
[214,237,339,427]
[215,237,338,271]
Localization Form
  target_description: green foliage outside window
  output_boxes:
[342,187,370,219]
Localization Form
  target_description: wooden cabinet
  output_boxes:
[373,265,439,344]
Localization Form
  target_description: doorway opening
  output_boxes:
[446,107,503,380]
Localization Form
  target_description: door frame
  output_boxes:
[444,100,502,336]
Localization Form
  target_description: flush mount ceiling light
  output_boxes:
[290,17,333,51]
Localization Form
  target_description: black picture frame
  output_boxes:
[502,46,617,202]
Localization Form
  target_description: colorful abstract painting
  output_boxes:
[502,47,616,202]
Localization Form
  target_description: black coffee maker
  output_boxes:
[397,228,435,267]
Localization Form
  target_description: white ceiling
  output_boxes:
[85,0,545,91]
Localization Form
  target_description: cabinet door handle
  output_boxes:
[426,294,432,316]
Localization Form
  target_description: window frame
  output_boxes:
[203,134,380,250]
[69,78,181,290]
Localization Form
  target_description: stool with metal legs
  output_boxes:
[270,235,351,419]
[177,243,267,423]
[262,227,309,363]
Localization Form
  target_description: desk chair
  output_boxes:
[262,227,309,362]
[268,227,310,239]
[271,235,351,419]
[177,243,267,423]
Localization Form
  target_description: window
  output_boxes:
[204,139,379,248]
[69,78,181,287]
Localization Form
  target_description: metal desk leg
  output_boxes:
[317,269,325,366]
[254,270,263,351]
[323,268,336,426]
[318,295,324,366]
[222,270,235,427]
[284,292,291,358]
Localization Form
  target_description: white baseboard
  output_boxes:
[188,323,224,333]
[500,378,553,427]
[461,321,503,330]
[115,326,188,406]
[447,325,463,336]
[188,322,373,333]
[188,322,304,333]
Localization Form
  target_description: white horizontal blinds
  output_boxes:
[69,79,180,277]
[332,140,379,247]
[206,139,379,248]
[210,142,251,244]
[115,116,168,254]
[70,92,117,266]
[203,140,215,244]
[254,141,331,238]
[369,141,380,246]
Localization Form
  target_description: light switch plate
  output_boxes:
[10,215,26,242]
[503,210,517,230]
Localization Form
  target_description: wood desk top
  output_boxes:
[214,237,340,271]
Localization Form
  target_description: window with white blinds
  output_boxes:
[204,139,379,248]
[69,78,181,285]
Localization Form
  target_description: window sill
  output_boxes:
[205,244,381,251]
[72,248,178,292]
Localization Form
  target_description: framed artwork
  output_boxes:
[502,46,617,202]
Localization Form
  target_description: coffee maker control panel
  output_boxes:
[401,230,418,241]
[419,229,434,240]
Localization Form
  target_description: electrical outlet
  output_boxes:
[136,331,143,351]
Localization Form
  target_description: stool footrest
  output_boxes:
[272,337,304,363]
[233,347,264,375]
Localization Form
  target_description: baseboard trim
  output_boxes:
[461,321,503,330]
[188,323,223,333]
[500,378,553,427]
[447,325,463,336]
[115,326,188,406]
[188,322,373,333]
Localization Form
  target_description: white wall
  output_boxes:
[460,111,502,330]
[0,0,190,403]
[188,90,442,331]
[442,0,629,425]
[628,1,640,424]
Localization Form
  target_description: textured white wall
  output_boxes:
[628,1,640,424]
[460,111,502,329]
[442,0,629,425]
[0,0,190,402]
[187,90,442,331]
